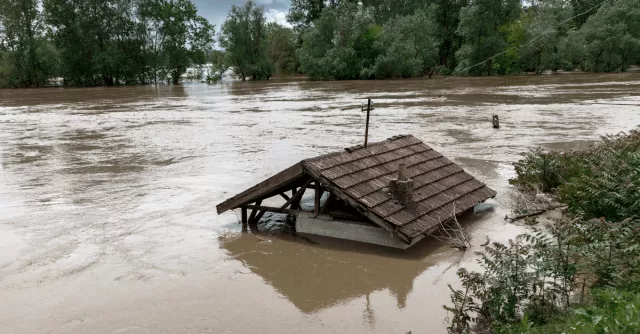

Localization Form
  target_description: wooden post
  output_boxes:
[314,182,321,217]
[241,207,248,232]
[364,98,371,148]
[248,200,262,224]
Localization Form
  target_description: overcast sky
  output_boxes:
[193,0,292,31]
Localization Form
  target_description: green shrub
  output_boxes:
[510,129,640,221]
[444,216,640,333]
[516,288,640,334]
[446,129,640,333]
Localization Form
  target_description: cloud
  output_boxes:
[264,9,292,27]
[255,0,290,6]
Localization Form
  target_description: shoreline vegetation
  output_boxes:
[1,0,640,88]
[444,129,640,333]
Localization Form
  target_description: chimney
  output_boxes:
[389,164,414,206]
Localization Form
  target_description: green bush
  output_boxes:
[510,129,640,221]
[447,129,640,333]
[508,289,640,334]
[444,217,640,333]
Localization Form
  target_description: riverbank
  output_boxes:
[446,129,640,333]
[1,74,640,333]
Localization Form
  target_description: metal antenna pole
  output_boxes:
[364,98,371,148]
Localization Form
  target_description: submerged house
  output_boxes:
[216,135,496,249]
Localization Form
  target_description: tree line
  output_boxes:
[291,0,640,79]
[0,0,299,87]
[1,0,639,87]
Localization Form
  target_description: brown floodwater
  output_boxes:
[1,73,640,333]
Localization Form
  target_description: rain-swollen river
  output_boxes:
[1,73,640,333]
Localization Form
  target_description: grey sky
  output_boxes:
[193,0,292,31]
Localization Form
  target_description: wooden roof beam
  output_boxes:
[302,162,411,244]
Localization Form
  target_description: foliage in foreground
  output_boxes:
[499,288,640,334]
[509,129,640,221]
[445,217,640,333]
[445,129,640,333]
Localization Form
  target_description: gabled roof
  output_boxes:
[216,135,496,243]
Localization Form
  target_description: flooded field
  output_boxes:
[1,73,640,333]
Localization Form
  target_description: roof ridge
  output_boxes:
[344,134,412,153]
[304,134,414,163]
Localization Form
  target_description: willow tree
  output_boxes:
[372,8,439,78]
[138,0,214,84]
[297,2,378,80]
[0,0,59,87]
[561,0,640,72]
[455,0,522,75]
[220,1,273,81]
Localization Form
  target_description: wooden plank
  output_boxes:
[216,162,304,214]
[248,200,262,223]
[283,178,313,209]
[303,162,411,244]
[244,204,299,215]
[279,193,291,201]
[241,207,248,233]
[253,210,266,225]
[314,182,322,216]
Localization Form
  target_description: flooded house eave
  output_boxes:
[216,135,497,248]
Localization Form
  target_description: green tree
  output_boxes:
[287,0,333,33]
[429,0,468,69]
[372,8,439,78]
[45,0,125,85]
[516,1,572,74]
[0,0,59,87]
[297,2,378,80]
[221,1,273,81]
[561,0,640,72]
[206,49,228,82]
[138,0,214,84]
[266,23,298,75]
[455,0,522,75]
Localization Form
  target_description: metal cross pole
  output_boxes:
[362,98,373,148]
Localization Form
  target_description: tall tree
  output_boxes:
[561,0,640,72]
[0,0,59,87]
[139,0,214,84]
[266,23,298,75]
[287,0,336,33]
[519,0,572,74]
[372,7,439,78]
[455,0,522,75]
[220,1,273,81]
[429,0,468,68]
[297,2,378,80]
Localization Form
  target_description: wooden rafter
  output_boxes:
[302,162,411,244]
[244,204,298,215]
[248,199,262,223]
[279,193,291,201]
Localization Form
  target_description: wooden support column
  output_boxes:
[248,200,262,224]
[284,178,313,210]
[314,182,322,217]
[319,193,332,215]
[241,207,248,232]
[279,193,291,201]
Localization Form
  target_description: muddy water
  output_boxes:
[1,73,640,333]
